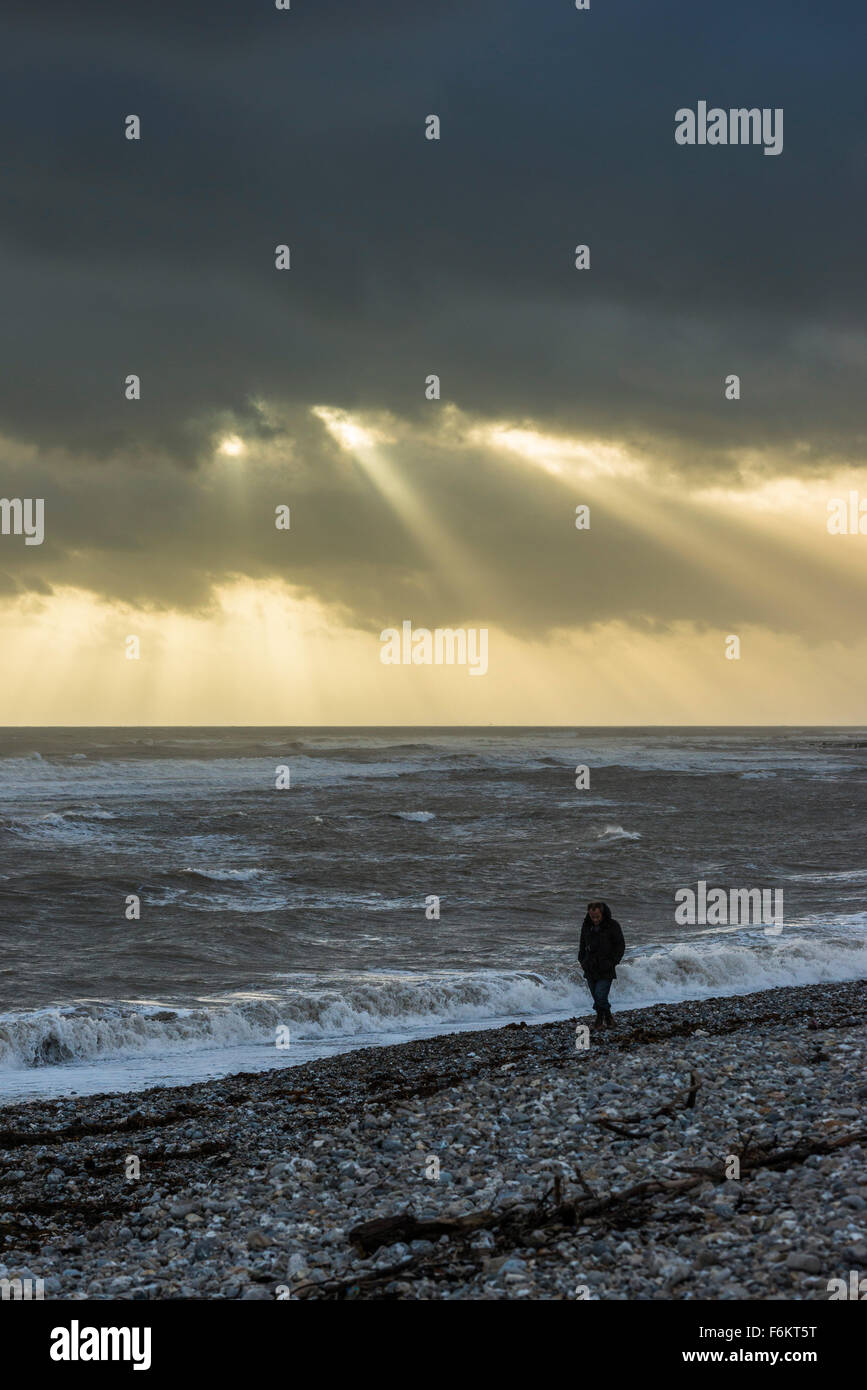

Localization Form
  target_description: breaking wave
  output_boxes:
[179,866,263,883]
[2,927,865,1072]
[595,824,642,841]
[1,811,118,844]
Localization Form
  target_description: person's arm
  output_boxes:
[578,922,588,968]
[612,920,625,965]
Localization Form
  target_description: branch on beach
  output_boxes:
[591,1071,702,1137]
[558,1125,867,1221]
[573,1166,598,1200]
[348,1209,494,1256]
[739,1127,867,1174]
[291,1253,483,1300]
[595,1118,651,1139]
[339,1126,867,1272]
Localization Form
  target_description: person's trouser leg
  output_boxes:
[593,977,612,1018]
[585,974,602,1026]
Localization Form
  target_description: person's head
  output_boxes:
[587,901,609,924]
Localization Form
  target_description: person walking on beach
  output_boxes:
[579,900,625,1030]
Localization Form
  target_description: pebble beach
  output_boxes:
[2,979,866,1300]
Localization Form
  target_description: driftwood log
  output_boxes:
[287,1125,867,1298]
[289,1065,864,1298]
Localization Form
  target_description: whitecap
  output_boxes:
[595,824,641,841]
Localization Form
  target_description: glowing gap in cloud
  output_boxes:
[312,405,492,606]
[467,423,647,481]
[218,435,246,457]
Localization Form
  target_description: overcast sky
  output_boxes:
[1,0,866,724]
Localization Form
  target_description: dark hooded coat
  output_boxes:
[578,902,625,981]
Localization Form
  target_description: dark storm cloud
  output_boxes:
[1,0,866,633]
[1,412,862,642]
[4,0,866,455]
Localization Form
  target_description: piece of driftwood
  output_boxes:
[573,1166,598,1200]
[345,1125,867,1262]
[292,1253,481,1300]
[296,1125,867,1298]
[591,1071,702,1134]
[596,1118,649,1139]
[348,1209,492,1255]
[588,1071,702,1144]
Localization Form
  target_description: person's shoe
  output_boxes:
[592,1014,604,1031]
[603,1012,615,1029]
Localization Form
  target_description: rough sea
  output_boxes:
[1,727,865,1100]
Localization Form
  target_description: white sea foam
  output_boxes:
[3,811,117,845]
[614,930,867,1006]
[595,824,642,841]
[784,868,867,884]
[179,866,263,883]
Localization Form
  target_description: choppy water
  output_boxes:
[1,727,865,1099]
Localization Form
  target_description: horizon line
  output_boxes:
[1,723,865,732]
